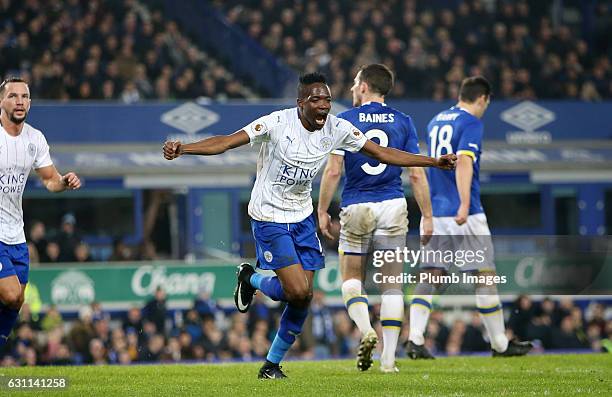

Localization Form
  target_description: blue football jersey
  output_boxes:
[427,106,484,217]
[335,102,420,207]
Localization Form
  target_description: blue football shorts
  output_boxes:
[0,241,30,284]
[251,213,324,271]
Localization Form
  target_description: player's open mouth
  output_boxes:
[315,116,327,126]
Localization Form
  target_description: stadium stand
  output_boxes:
[2,295,609,365]
[216,0,612,101]
[0,0,255,100]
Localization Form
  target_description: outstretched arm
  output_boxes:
[317,154,344,240]
[35,165,81,192]
[359,140,456,169]
[163,130,251,159]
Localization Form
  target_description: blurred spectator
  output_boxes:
[183,309,203,342]
[17,303,40,330]
[109,238,132,261]
[88,338,108,365]
[143,287,167,335]
[45,241,61,263]
[422,309,450,353]
[200,316,230,360]
[139,334,165,362]
[308,290,336,358]
[508,294,536,340]
[462,313,489,352]
[40,305,63,332]
[247,292,272,334]
[28,221,48,262]
[193,290,218,320]
[121,80,141,104]
[91,302,110,323]
[57,213,80,262]
[68,306,96,364]
[552,315,589,349]
[123,307,144,336]
[74,242,93,263]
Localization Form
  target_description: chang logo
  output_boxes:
[51,270,95,305]
[501,101,555,144]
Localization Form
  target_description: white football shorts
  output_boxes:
[419,213,496,272]
[339,197,408,254]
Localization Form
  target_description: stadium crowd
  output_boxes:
[1,290,609,366]
[26,215,158,264]
[2,1,611,102]
[0,0,253,101]
[218,0,612,101]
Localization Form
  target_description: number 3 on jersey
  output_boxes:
[429,125,453,157]
[361,129,388,175]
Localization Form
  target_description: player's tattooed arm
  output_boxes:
[163,130,250,159]
[360,140,457,170]
[35,165,81,192]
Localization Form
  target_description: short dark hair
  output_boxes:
[298,72,327,98]
[0,77,28,96]
[459,76,491,103]
[358,64,394,96]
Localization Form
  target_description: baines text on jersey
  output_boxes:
[359,113,395,123]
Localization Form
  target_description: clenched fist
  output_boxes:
[62,172,81,190]
[436,153,457,170]
[163,141,182,160]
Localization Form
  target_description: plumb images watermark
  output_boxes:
[372,271,507,286]
[370,246,506,287]
[357,235,610,295]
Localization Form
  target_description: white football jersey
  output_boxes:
[245,107,367,223]
[0,123,53,244]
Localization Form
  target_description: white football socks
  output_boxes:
[475,288,509,352]
[409,282,434,345]
[380,289,404,368]
[342,278,373,335]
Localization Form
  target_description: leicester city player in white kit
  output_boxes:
[164,73,456,379]
[318,64,434,373]
[0,78,81,350]
[407,76,532,358]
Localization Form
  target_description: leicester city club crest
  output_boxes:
[28,143,36,157]
[320,137,332,151]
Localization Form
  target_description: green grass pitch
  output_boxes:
[1,354,610,396]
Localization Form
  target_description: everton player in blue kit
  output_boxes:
[318,64,434,373]
[407,76,532,358]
